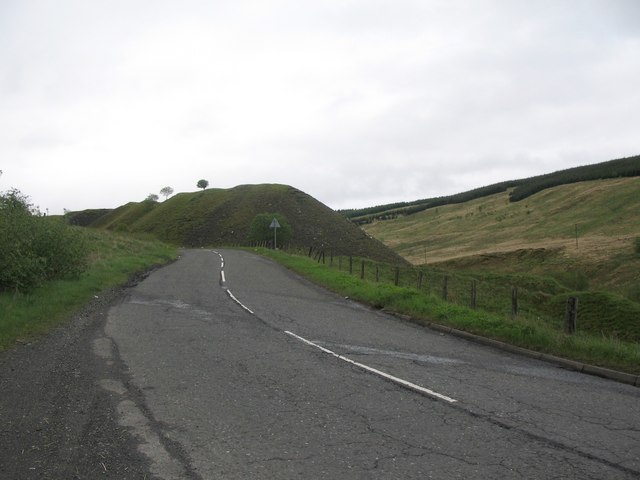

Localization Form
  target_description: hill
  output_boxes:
[68,184,406,265]
[362,176,640,295]
[343,154,640,224]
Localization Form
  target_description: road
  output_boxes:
[2,248,639,479]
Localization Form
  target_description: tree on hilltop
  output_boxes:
[146,193,159,202]
[197,179,209,190]
[160,186,174,200]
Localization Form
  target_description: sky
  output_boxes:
[1,0,639,215]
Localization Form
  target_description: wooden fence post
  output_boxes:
[565,297,578,334]
[394,267,400,286]
[470,280,477,309]
[511,287,518,318]
[349,256,353,274]
[442,276,448,301]
[417,271,424,290]
[360,260,365,279]
[375,265,379,283]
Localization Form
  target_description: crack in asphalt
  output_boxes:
[93,334,203,480]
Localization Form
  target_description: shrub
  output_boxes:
[0,189,87,292]
[247,213,292,246]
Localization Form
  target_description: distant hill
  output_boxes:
[362,176,640,294]
[67,184,406,265]
[343,154,640,224]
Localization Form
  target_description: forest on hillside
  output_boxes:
[342,154,640,225]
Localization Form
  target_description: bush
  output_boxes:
[247,213,292,246]
[0,189,87,292]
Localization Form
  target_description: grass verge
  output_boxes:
[0,229,177,351]
[254,248,640,375]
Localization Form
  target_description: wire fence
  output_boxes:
[270,244,579,333]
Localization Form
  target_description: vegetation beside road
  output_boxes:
[254,247,640,375]
[0,229,177,351]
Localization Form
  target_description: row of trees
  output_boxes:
[344,154,640,224]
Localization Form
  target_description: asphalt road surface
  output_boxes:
[1,248,639,479]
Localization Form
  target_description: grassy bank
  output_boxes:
[255,248,640,375]
[0,230,177,351]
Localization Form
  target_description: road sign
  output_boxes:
[270,218,281,249]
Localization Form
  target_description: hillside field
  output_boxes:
[363,177,640,300]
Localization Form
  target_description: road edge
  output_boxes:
[384,311,640,388]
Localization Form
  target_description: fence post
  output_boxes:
[375,265,379,283]
[360,260,365,279]
[394,267,400,286]
[470,280,477,309]
[339,256,342,271]
[442,276,448,301]
[511,287,518,318]
[417,271,424,290]
[330,251,333,267]
[349,256,353,274]
[565,297,578,334]
[308,246,313,257]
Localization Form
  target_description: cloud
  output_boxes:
[1,0,638,214]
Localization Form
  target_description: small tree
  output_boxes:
[146,193,159,202]
[160,186,174,200]
[197,179,209,190]
[248,213,292,247]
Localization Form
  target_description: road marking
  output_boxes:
[226,290,255,314]
[285,331,457,404]
[221,270,226,284]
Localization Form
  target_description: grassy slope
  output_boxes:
[77,184,406,265]
[363,177,640,286]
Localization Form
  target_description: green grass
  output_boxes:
[0,229,177,351]
[254,248,640,375]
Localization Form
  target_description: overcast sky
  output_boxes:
[1,0,639,214]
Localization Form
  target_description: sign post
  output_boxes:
[269,217,281,249]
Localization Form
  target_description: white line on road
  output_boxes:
[285,330,458,404]
[227,290,255,315]
[212,252,253,313]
